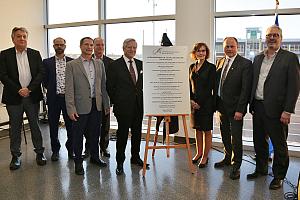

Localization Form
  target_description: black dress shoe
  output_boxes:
[131,158,150,168]
[90,158,107,167]
[192,155,202,164]
[269,178,283,190]
[198,157,209,168]
[100,149,111,158]
[10,156,21,170]
[36,153,47,166]
[214,159,231,168]
[116,164,124,175]
[229,167,240,180]
[247,171,268,180]
[51,152,59,161]
[75,163,84,175]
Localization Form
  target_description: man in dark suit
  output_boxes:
[247,25,300,190]
[43,37,73,161]
[107,38,148,175]
[83,37,113,158]
[0,27,47,170]
[65,37,110,175]
[214,37,252,180]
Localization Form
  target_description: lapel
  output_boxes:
[224,54,239,81]
[26,48,34,74]
[121,56,137,87]
[265,49,283,82]
[76,57,90,82]
[9,48,19,78]
[253,53,264,87]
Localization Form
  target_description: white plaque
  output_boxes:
[143,46,190,115]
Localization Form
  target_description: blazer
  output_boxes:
[0,47,45,105]
[65,57,110,115]
[102,55,114,74]
[42,56,73,104]
[250,48,300,118]
[106,56,143,117]
[216,54,252,115]
[189,60,216,115]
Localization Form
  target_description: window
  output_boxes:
[106,0,175,19]
[106,20,175,60]
[215,0,300,12]
[47,0,98,24]
[47,26,99,58]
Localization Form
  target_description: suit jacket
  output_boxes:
[250,48,300,118]
[102,55,114,74]
[42,56,73,105]
[106,56,143,117]
[65,57,110,115]
[216,54,252,116]
[0,47,45,105]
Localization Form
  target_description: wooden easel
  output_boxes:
[142,114,195,176]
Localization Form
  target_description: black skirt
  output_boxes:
[190,109,213,131]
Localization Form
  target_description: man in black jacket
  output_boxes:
[0,27,46,170]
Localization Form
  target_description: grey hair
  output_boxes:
[11,27,28,39]
[123,38,136,49]
[266,25,283,38]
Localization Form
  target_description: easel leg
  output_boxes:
[182,115,194,173]
[152,130,158,157]
[143,116,152,176]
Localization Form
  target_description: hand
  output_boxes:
[190,100,200,110]
[18,88,30,97]
[69,113,79,121]
[280,112,291,125]
[234,112,243,120]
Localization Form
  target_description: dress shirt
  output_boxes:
[255,49,279,100]
[123,55,138,82]
[218,54,237,96]
[16,49,32,87]
[55,56,66,94]
[81,57,95,98]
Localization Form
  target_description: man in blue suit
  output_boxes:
[43,37,73,161]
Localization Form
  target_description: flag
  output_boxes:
[275,0,279,26]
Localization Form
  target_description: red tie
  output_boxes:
[129,60,136,84]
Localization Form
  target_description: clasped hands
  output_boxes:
[18,88,30,97]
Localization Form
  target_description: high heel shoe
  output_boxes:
[198,157,209,168]
[192,155,202,164]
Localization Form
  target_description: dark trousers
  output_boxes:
[72,100,101,163]
[218,99,243,168]
[6,97,44,157]
[115,105,143,165]
[100,110,110,150]
[252,100,289,179]
[47,95,73,154]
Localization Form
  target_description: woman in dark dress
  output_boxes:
[189,43,216,168]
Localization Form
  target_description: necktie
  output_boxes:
[129,60,136,84]
[220,58,231,96]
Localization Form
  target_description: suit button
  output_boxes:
[89,96,91,98]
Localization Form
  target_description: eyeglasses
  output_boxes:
[266,33,280,38]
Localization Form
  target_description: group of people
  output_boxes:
[0,27,147,176]
[189,25,299,190]
[0,25,299,190]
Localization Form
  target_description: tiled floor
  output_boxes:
[0,123,299,200]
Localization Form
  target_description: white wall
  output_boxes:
[176,0,214,138]
[0,0,46,57]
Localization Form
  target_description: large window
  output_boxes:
[106,20,175,59]
[215,0,300,12]
[48,26,99,58]
[47,0,98,24]
[106,0,175,19]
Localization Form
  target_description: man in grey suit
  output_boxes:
[65,37,110,175]
[247,25,300,190]
[214,37,252,180]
